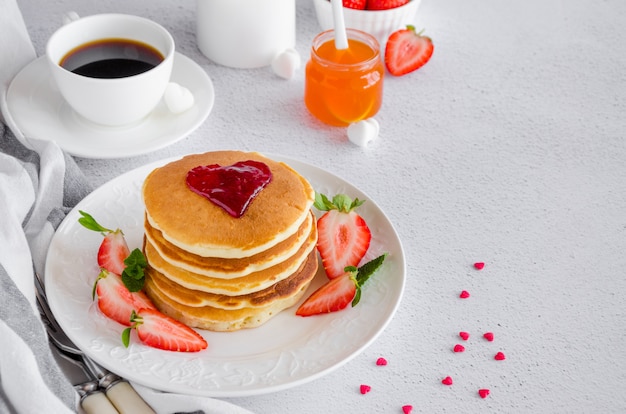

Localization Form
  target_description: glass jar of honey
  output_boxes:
[304,28,384,127]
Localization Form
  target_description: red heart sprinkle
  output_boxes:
[376,357,388,366]
[441,376,453,386]
[402,405,413,414]
[186,160,272,218]
[483,332,494,341]
[494,352,506,361]
[453,344,465,353]
[360,384,371,394]
[459,331,470,340]
[459,290,470,299]
[474,262,485,270]
[478,389,490,398]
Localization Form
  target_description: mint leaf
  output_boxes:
[355,253,387,286]
[122,272,144,292]
[124,248,147,270]
[121,248,147,292]
[351,253,388,306]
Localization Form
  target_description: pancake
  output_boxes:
[144,268,314,331]
[142,151,315,259]
[146,248,318,310]
[141,150,319,331]
[143,219,317,295]
[144,212,314,279]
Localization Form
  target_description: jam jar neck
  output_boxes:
[309,28,381,71]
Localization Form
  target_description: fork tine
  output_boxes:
[34,273,81,354]
[34,273,110,379]
[35,274,156,413]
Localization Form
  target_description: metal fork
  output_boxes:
[34,272,156,414]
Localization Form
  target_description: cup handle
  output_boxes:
[62,11,80,25]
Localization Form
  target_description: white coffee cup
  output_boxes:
[46,14,175,127]
[196,0,295,69]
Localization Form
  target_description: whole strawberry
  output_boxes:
[314,193,372,279]
[385,25,434,76]
[343,0,366,9]
[366,0,409,10]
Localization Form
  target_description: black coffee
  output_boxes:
[60,38,164,79]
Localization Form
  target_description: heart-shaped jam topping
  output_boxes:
[186,160,272,218]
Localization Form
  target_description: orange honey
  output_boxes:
[305,29,384,126]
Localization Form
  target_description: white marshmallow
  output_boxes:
[271,48,301,80]
[164,82,195,114]
[347,118,380,147]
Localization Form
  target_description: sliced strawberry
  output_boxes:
[343,0,367,9]
[296,272,357,316]
[366,0,409,10]
[97,230,130,275]
[296,253,387,317]
[123,309,207,352]
[315,193,372,279]
[93,269,156,326]
[385,25,434,76]
[78,210,130,275]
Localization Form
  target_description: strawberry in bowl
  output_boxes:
[313,0,422,46]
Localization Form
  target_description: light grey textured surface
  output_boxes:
[18,0,626,412]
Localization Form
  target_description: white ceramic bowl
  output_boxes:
[312,0,421,46]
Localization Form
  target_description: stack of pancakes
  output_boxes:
[141,151,318,331]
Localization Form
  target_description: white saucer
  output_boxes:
[6,53,215,159]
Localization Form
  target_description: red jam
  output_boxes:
[186,160,272,218]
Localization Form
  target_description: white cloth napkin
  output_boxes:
[0,1,254,413]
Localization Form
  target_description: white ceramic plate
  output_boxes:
[6,53,214,159]
[44,155,405,398]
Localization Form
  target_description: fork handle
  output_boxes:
[105,380,155,414]
[81,391,120,414]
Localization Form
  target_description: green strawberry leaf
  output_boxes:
[91,269,107,300]
[121,327,131,348]
[314,192,366,213]
[314,192,334,211]
[332,194,352,211]
[352,286,363,307]
[77,210,114,234]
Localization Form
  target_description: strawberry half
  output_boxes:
[97,230,130,275]
[78,210,130,275]
[343,0,367,9]
[123,308,208,352]
[92,269,156,326]
[385,25,434,76]
[296,253,387,316]
[78,210,147,292]
[366,0,409,10]
[315,193,372,279]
